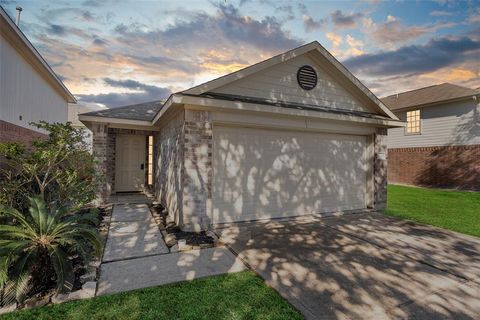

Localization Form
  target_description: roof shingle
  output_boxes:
[381,83,479,111]
[81,100,165,121]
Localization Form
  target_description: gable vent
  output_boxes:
[297,65,317,90]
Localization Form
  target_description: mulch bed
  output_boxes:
[150,204,216,249]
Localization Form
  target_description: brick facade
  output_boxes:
[388,145,480,190]
[374,128,388,210]
[91,109,390,231]
[156,109,213,232]
[182,110,213,232]
[91,123,109,203]
[157,110,185,227]
[0,120,47,145]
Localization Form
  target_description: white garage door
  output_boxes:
[212,126,369,224]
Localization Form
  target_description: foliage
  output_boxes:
[0,271,302,320]
[0,197,102,306]
[0,121,99,212]
[385,184,480,237]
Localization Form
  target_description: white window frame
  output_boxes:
[405,109,421,135]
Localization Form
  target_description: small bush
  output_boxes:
[0,197,102,306]
[0,121,100,212]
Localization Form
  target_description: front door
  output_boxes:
[115,134,146,192]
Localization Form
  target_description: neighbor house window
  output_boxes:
[406,109,421,134]
[147,136,154,185]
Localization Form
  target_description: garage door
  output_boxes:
[212,126,369,224]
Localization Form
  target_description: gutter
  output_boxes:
[386,94,480,113]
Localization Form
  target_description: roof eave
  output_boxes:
[387,94,479,113]
[79,115,155,128]
[171,93,405,128]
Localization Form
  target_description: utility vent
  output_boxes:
[297,65,317,90]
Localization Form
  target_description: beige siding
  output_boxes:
[211,53,371,113]
[0,34,67,133]
[387,100,480,148]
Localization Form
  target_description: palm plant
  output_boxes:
[0,197,102,306]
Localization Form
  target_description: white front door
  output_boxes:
[115,134,146,192]
[212,126,369,224]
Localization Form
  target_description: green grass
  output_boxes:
[385,184,480,237]
[1,271,302,320]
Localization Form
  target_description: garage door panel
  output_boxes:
[213,126,367,224]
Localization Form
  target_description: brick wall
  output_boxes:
[91,123,109,203]
[182,110,213,232]
[157,110,185,226]
[0,120,47,145]
[388,145,480,190]
[374,128,388,210]
[156,109,213,232]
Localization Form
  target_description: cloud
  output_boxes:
[47,24,66,36]
[326,32,343,57]
[108,3,302,87]
[345,35,365,57]
[468,8,480,23]
[303,15,324,32]
[77,78,172,107]
[429,10,453,17]
[365,15,456,48]
[113,4,302,53]
[344,36,480,77]
[325,32,365,59]
[330,10,363,28]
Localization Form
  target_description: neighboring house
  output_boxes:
[80,41,403,231]
[0,6,75,144]
[383,83,480,190]
[68,104,103,151]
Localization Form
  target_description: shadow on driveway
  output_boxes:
[215,212,480,319]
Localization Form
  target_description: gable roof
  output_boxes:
[81,100,165,121]
[0,6,75,103]
[381,83,479,111]
[182,41,398,120]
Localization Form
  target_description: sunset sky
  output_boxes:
[1,0,479,109]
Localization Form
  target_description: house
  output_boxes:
[383,83,480,190]
[80,41,403,231]
[68,104,105,152]
[0,6,75,144]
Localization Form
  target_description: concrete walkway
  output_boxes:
[98,198,246,296]
[102,203,169,262]
[98,247,246,295]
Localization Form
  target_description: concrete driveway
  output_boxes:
[215,212,480,320]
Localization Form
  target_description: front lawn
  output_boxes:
[0,271,302,320]
[385,184,480,237]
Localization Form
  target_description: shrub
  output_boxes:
[0,197,102,306]
[0,121,99,212]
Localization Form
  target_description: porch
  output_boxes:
[90,123,159,203]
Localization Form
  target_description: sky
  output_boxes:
[1,0,479,109]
